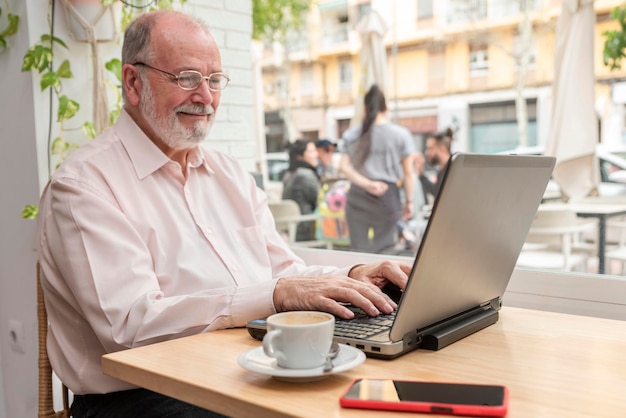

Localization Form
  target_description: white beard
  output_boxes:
[140,79,215,150]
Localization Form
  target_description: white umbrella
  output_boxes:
[353,10,388,124]
[545,0,599,201]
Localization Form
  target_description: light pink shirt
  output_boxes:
[38,110,348,394]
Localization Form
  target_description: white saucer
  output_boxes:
[237,344,365,382]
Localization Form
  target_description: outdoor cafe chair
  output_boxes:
[516,206,596,272]
[268,199,332,249]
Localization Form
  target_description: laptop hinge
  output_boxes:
[418,307,499,351]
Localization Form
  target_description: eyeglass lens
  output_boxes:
[178,71,229,91]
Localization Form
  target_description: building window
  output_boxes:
[275,75,286,99]
[513,34,536,70]
[490,0,542,18]
[418,0,433,19]
[339,58,352,91]
[285,26,309,52]
[265,111,286,153]
[446,0,487,23]
[301,131,319,141]
[337,118,351,139]
[469,44,489,76]
[300,64,314,96]
[428,47,445,93]
[319,1,350,46]
[469,100,537,153]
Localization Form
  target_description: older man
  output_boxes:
[418,128,454,202]
[38,10,410,417]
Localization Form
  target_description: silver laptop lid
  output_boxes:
[389,153,555,342]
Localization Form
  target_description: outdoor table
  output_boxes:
[546,199,626,274]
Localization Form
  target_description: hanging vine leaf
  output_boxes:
[51,137,69,155]
[21,205,39,219]
[105,58,122,83]
[83,121,97,139]
[40,71,60,90]
[22,44,53,73]
[0,13,19,52]
[40,34,69,49]
[0,13,19,38]
[57,59,73,79]
[57,95,80,122]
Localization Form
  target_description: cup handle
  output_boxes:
[262,329,282,360]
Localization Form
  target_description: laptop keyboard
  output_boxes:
[334,310,395,339]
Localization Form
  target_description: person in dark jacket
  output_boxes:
[282,139,321,241]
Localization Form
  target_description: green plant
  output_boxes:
[105,57,122,125]
[21,32,86,170]
[252,0,310,43]
[22,35,78,123]
[0,0,19,53]
[603,6,626,70]
[21,205,39,220]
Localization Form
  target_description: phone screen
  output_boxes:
[342,379,505,406]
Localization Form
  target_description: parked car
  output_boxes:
[598,145,626,188]
[499,145,626,198]
[263,152,289,202]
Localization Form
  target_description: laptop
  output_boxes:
[248,153,556,359]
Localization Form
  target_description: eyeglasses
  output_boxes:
[133,62,230,91]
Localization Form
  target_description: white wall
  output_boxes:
[0,1,255,416]
[0,1,45,416]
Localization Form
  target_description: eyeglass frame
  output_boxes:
[132,62,230,92]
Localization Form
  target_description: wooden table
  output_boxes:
[102,307,626,418]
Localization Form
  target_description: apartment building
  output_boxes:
[259,0,626,154]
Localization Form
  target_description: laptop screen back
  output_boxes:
[389,153,555,342]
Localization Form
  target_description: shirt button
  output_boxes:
[206,228,213,235]
[231,266,238,272]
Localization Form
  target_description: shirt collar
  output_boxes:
[115,109,209,180]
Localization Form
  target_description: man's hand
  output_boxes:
[273,261,412,320]
[274,275,395,319]
[348,260,411,292]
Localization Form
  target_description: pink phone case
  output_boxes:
[339,378,508,417]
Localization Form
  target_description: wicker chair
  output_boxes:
[37,262,70,418]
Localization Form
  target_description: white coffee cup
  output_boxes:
[262,311,335,369]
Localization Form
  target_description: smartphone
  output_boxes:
[246,318,268,341]
[340,378,508,417]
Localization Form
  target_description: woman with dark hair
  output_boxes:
[282,139,321,241]
[339,84,415,254]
